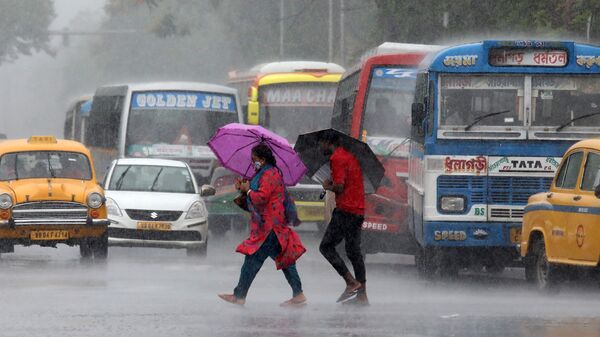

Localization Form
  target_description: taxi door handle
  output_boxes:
[573,195,582,201]
[546,193,553,198]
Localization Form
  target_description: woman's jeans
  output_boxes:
[234,231,303,299]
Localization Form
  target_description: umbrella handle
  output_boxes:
[319,190,326,200]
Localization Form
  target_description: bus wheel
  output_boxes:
[484,261,505,275]
[437,251,459,278]
[531,240,560,292]
[210,217,229,238]
[415,247,435,279]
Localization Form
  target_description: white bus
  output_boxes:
[86,82,243,183]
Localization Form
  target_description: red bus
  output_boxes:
[329,43,442,254]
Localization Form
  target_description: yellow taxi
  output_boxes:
[0,136,109,259]
[521,138,600,290]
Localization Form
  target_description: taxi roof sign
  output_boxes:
[28,136,57,144]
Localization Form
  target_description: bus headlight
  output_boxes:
[87,192,104,209]
[185,201,207,219]
[440,196,465,212]
[105,197,122,217]
[0,193,13,209]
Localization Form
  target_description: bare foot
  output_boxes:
[218,294,245,306]
[280,293,307,307]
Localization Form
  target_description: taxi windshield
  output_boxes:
[107,165,195,194]
[0,151,92,181]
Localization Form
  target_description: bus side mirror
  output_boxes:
[247,101,259,125]
[411,103,425,126]
[595,185,600,199]
[200,184,216,197]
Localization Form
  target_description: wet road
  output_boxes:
[2,229,600,337]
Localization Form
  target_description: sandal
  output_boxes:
[218,294,245,306]
[336,283,362,303]
[280,293,307,307]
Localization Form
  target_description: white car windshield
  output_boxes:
[108,165,195,194]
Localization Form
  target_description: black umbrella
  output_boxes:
[294,128,385,192]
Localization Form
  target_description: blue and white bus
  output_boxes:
[87,82,242,184]
[408,40,600,276]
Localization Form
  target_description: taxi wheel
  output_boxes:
[531,240,560,291]
[80,241,93,259]
[91,232,109,260]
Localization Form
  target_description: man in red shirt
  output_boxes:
[319,132,368,305]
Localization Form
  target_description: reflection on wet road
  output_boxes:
[1,230,600,337]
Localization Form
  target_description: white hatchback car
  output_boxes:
[103,158,214,257]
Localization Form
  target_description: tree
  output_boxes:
[0,0,55,64]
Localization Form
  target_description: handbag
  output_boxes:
[233,193,249,212]
[283,189,301,227]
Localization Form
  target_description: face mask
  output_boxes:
[254,161,262,170]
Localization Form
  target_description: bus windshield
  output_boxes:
[125,91,238,158]
[531,75,600,129]
[362,67,416,138]
[260,83,337,142]
[439,75,524,128]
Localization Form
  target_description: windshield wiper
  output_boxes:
[556,112,600,131]
[150,168,164,192]
[114,166,131,190]
[13,155,19,181]
[464,110,511,131]
[47,154,56,179]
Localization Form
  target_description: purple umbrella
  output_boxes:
[207,123,307,186]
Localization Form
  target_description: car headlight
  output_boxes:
[185,201,207,219]
[105,197,122,217]
[440,196,465,212]
[87,192,104,209]
[0,193,13,209]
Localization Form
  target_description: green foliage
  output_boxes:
[372,0,600,44]
[0,0,55,64]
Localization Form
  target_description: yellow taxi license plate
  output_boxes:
[510,227,521,244]
[30,230,70,241]
[136,222,172,231]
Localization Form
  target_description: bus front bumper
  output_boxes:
[422,221,521,248]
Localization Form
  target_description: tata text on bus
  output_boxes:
[409,40,600,276]
[329,43,442,254]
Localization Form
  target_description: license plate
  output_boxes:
[510,227,521,244]
[136,222,172,231]
[30,230,70,241]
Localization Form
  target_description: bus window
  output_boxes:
[439,74,524,128]
[86,95,124,148]
[258,83,337,142]
[331,71,359,134]
[532,76,600,129]
[124,91,238,158]
[362,67,416,138]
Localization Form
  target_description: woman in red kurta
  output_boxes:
[218,144,306,306]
